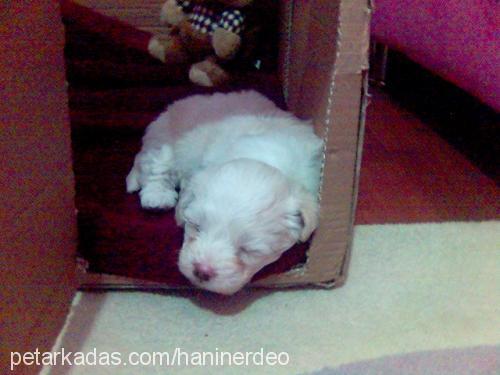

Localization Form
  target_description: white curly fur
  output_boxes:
[127,91,322,294]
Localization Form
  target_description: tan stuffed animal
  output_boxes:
[148,0,254,86]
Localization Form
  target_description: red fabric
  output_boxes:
[371,0,500,111]
[73,122,309,286]
[60,0,152,54]
[63,0,306,286]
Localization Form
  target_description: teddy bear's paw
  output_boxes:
[189,65,215,87]
[189,59,230,87]
[148,37,168,62]
[212,28,241,60]
[148,36,188,64]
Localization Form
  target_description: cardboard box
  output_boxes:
[75,0,371,289]
[0,0,369,371]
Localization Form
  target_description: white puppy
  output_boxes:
[126,91,323,294]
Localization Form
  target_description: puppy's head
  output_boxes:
[176,159,319,295]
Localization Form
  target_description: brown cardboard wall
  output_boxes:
[0,1,77,373]
[255,0,370,286]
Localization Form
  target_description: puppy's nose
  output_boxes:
[193,263,216,282]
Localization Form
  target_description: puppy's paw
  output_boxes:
[126,169,140,193]
[139,186,178,209]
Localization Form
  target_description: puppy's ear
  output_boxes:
[288,186,320,242]
[175,187,195,226]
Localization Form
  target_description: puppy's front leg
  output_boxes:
[127,144,179,209]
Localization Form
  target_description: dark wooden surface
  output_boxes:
[356,89,499,224]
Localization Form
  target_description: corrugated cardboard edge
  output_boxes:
[78,0,372,291]
[253,0,372,289]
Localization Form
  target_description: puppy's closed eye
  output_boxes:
[186,220,200,233]
[183,222,200,244]
[236,246,261,264]
[237,246,267,259]
[237,246,253,255]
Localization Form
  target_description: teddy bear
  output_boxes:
[148,0,255,87]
